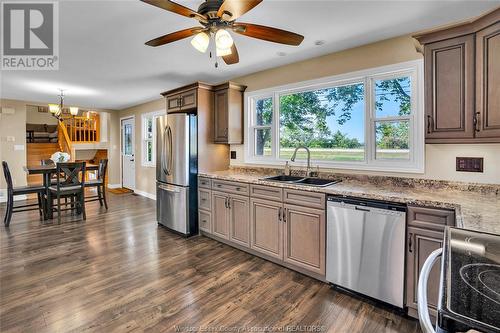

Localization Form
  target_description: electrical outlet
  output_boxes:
[230,151,237,159]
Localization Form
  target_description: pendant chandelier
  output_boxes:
[48,89,79,119]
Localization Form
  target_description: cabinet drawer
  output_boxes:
[283,189,325,209]
[198,177,211,189]
[212,180,249,195]
[198,189,211,211]
[199,210,211,233]
[407,206,455,231]
[250,184,283,201]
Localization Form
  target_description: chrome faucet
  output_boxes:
[291,146,312,177]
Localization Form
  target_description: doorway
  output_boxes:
[121,116,135,190]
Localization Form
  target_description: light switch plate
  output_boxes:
[456,157,483,173]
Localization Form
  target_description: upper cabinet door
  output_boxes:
[166,94,181,113]
[214,89,229,143]
[476,21,500,138]
[424,35,475,141]
[180,89,197,111]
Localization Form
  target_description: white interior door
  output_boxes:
[121,117,135,190]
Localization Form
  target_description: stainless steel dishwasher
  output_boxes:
[326,196,406,308]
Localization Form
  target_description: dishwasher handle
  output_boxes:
[417,248,442,333]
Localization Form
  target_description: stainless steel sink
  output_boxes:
[296,178,341,187]
[262,175,306,183]
[261,175,341,187]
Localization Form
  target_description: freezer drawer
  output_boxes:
[157,183,190,234]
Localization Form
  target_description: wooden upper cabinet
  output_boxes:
[424,35,475,140]
[476,21,500,138]
[180,89,197,111]
[415,8,500,143]
[213,82,246,144]
[166,93,181,113]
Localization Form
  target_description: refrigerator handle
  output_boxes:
[162,126,169,176]
[167,126,173,175]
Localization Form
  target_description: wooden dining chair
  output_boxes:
[84,159,108,209]
[2,161,45,227]
[47,162,86,223]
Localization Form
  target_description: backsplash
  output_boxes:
[228,166,500,195]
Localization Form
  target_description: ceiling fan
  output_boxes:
[141,0,304,66]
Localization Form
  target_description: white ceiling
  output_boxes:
[1,0,499,110]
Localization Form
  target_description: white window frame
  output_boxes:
[141,110,163,167]
[244,60,424,173]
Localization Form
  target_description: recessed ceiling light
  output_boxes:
[314,40,325,46]
[277,52,287,57]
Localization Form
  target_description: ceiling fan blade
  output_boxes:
[232,23,304,46]
[141,0,207,22]
[145,27,202,47]
[217,0,262,21]
[222,43,239,65]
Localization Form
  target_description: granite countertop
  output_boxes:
[199,169,500,235]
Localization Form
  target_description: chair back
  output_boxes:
[97,159,108,182]
[56,162,86,190]
[41,159,54,166]
[1,161,13,192]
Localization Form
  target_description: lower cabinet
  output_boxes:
[229,194,250,247]
[250,198,283,260]
[200,178,326,278]
[283,204,325,275]
[212,191,230,239]
[406,227,444,318]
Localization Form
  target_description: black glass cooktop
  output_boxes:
[439,228,500,333]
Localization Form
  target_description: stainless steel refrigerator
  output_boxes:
[156,113,197,236]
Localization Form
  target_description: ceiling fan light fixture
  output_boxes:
[191,31,210,53]
[215,29,233,49]
[216,46,232,57]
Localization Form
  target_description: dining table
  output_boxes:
[24,163,99,220]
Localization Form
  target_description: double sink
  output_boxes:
[261,175,341,187]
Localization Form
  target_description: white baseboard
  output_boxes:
[133,189,156,201]
[107,183,121,189]
[0,189,28,203]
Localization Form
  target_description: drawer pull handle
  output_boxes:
[202,220,207,223]
[216,184,222,188]
[236,187,241,191]
[201,198,206,201]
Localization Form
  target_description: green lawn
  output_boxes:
[263,148,409,161]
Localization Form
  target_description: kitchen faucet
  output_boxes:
[291,146,312,177]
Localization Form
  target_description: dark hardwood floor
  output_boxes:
[0,192,421,333]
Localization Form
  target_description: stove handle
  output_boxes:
[417,248,442,333]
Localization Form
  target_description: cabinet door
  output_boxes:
[166,94,181,113]
[212,191,229,239]
[476,22,500,138]
[406,227,444,318]
[229,194,250,247]
[283,204,325,275]
[424,35,475,140]
[180,89,197,111]
[214,89,229,143]
[250,198,283,260]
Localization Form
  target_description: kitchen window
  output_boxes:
[141,111,163,167]
[245,60,424,173]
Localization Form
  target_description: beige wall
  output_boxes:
[118,99,165,195]
[26,104,58,125]
[229,35,500,185]
[0,98,120,197]
[0,99,28,192]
